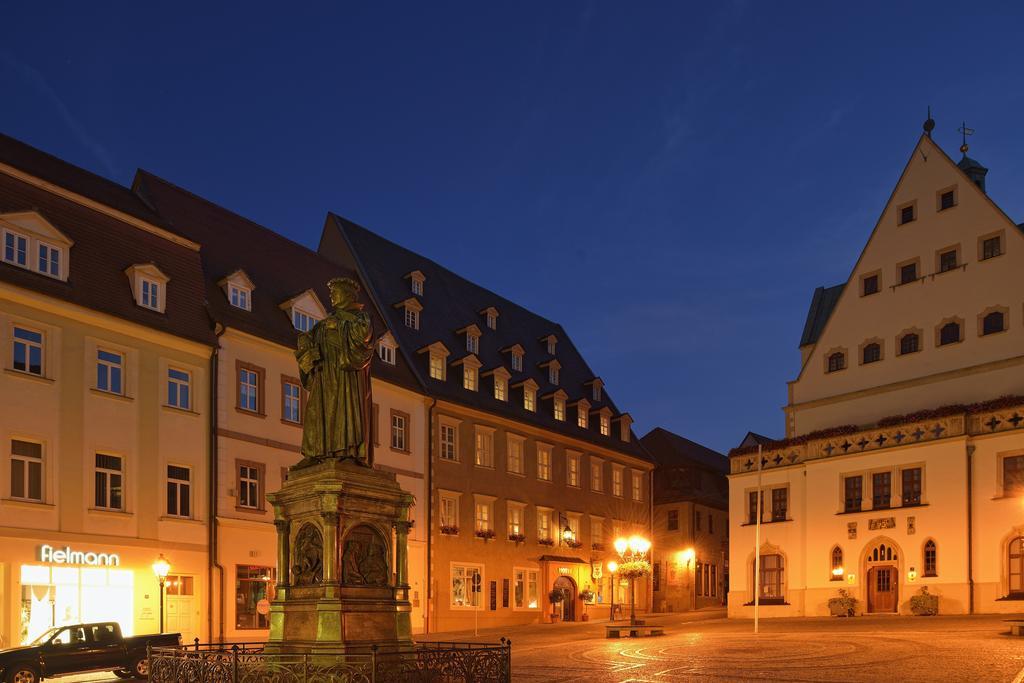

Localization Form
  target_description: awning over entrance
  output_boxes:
[538,555,588,564]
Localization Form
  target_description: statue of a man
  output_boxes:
[295,277,374,467]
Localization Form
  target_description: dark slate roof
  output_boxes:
[0,142,214,347]
[738,431,775,449]
[321,213,651,462]
[957,155,988,173]
[132,172,420,391]
[798,283,844,347]
[640,427,728,474]
[0,133,169,228]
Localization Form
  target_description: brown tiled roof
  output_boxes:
[0,146,214,347]
[320,213,651,462]
[133,172,420,391]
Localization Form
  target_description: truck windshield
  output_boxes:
[29,627,61,645]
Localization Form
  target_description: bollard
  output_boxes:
[231,643,239,682]
[194,637,200,652]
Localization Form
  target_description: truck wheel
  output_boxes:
[130,654,149,678]
[5,664,40,683]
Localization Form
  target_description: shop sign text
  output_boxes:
[39,544,120,567]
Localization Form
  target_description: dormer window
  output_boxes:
[2,212,73,281]
[495,375,507,400]
[616,414,633,443]
[3,230,27,267]
[596,408,612,436]
[377,334,397,365]
[512,350,523,372]
[554,397,566,421]
[575,399,591,429]
[405,270,426,296]
[395,297,423,330]
[480,307,499,331]
[515,379,539,412]
[541,334,557,355]
[419,342,449,381]
[588,378,603,402]
[455,354,481,392]
[459,325,482,354]
[293,310,317,332]
[230,285,251,310]
[429,353,445,380]
[549,366,559,385]
[38,243,62,278]
[281,289,328,335]
[126,263,170,313]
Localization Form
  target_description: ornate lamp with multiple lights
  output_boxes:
[613,535,651,626]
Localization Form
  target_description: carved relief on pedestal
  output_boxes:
[292,523,325,586]
[341,524,390,587]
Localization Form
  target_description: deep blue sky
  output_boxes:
[3,3,1023,453]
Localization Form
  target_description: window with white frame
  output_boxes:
[229,284,251,311]
[410,275,424,296]
[554,397,565,421]
[524,386,536,412]
[3,229,28,267]
[167,368,191,410]
[536,445,552,481]
[238,463,260,509]
[12,326,43,376]
[567,515,580,543]
[451,564,482,608]
[466,332,479,354]
[96,349,124,395]
[537,508,551,541]
[494,375,507,401]
[507,503,524,537]
[592,381,603,402]
[404,305,419,330]
[440,494,459,531]
[567,452,580,487]
[513,568,539,609]
[429,352,445,380]
[463,364,478,391]
[166,465,191,518]
[283,380,301,423]
[239,367,259,412]
[577,406,589,429]
[292,309,317,332]
[511,350,523,372]
[94,453,123,511]
[546,337,556,354]
[140,278,160,311]
[631,471,643,501]
[440,422,458,461]
[377,339,396,365]
[612,467,624,497]
[486,312,497,330]
[600,414,611,436]
[507,435,524,474]
[474,428,493,467]
[391,411,408,451]
[549,366,559,385]
[10,439,42,502]
[474,500,492,533]
[37,242,61,278]
[590,458,603,492]
[591,517,604,545]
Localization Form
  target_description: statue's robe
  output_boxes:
[296,308,374,465]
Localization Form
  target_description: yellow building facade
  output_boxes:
[729,132,1024,617]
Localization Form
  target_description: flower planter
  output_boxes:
[910,587,939,616]
[827,589,857,617]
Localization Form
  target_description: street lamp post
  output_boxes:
[607,560,619,622]
[152,554,171,634]
[613,535,651,627]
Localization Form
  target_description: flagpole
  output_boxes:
[754,444,762,635]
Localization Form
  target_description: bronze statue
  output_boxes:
[295,277,374,467]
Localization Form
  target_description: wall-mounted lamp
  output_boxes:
[846,573,856,584]
[907,567,918,582]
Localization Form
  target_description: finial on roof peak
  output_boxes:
[923,106,935,138]
[958,121,975,157]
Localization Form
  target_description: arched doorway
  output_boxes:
[553,576,576,622]
[864,540,899,613]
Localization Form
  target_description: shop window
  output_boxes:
[451,564,482,608]
[19,564,134,644]
[166,465,191,518]
[165,575,195,596]
[94,453,123,511]
[10,439,43,501]
[513,568,539,609]
[167,368,191,410]
[235,566,275,629]
[12,326,44,376]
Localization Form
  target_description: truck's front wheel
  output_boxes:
[4,664,40,683]
[130,654,149,678]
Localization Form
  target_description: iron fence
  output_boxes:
[148,638,511,683]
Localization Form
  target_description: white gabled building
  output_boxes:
[729,125,1024,617]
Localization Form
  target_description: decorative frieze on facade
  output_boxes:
[730,400,1024,475]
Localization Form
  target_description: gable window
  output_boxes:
[901,467,922,506]
[429,353,445,381]
[983,311,1005,336]
[938,249,958,273]
[38,243,61,278]
[94,453,124,511]
[3,230,28,267]
[844,475,862,513]
[862,343,881,364]
[439,423,458,461]
[590,458,603,492]
[536,445,551,481]
[862,274,879,296]
[898,204,915,225]
[982,236,1002,260]
[404,306,419,330]
[511,350,523,372]
[900,262,918,285]
[229,284,251,311]
[566,452,579,487]
[292,310,317,332]
[166,465,191,518]
[140,279,160,311]
[10,439,43,502]
[939,322,961,346]
[826,352,845,373]
[377,339,396,365]
[96,350,124,395]
[282,379,301,423]
[612,467,623,497]
[1003,455,1024,496]
[474,428,493,468]
[494,375,507,401]
[631,472,643,501]
[899,332,920,355]
[391,410,409,452]
[167,368,192,410]
[872,471,891,509]
[600,414,610,436]
[939,189,956,211]
[12,326,43,376]
[553,397,565,421]
[771,488,788,521]
[924,540,937,577]
[507,436,524,474]
[667,509,679,531]
[237,461,263,510]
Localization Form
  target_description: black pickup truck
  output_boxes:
[0,622,180,682]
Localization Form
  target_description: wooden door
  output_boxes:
[868,566,897,613]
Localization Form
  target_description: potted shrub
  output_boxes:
[579,589,595,621]
[910,586,938,616]
[828,588,857,617]
[548,589,564,623]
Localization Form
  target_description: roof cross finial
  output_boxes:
[923,106,935,138]
[958,121,975,156]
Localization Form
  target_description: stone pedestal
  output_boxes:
[264,458,414,654]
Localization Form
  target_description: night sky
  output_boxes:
[3,3,1023,453]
